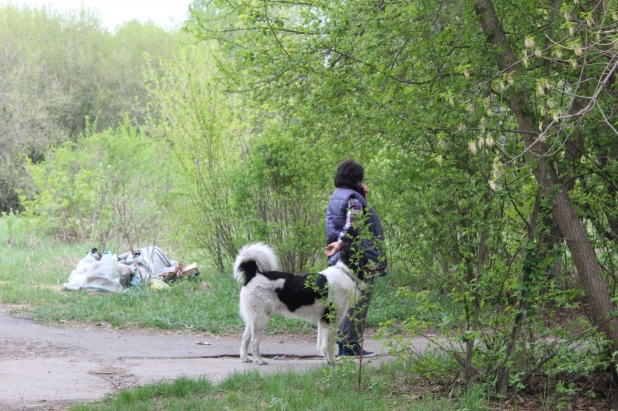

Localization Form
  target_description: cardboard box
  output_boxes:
[179,263,199,277]
[163,263,199,282]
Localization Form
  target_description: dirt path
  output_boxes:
[0,306,430,410]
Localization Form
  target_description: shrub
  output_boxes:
[22,119,180,250]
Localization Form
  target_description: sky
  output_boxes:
[0,0,193,31]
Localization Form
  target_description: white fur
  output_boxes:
[233,243,358,365]
[233,242,279,283]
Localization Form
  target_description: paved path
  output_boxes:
[0,307,431,410]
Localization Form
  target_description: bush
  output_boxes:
[22,119,181,250]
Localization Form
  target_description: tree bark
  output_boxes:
[474,0,618,350]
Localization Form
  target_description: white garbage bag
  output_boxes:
[64,247,176,291]
[63,252,123,293]
[133,246,175,281]
[63,251,100,291]
[84,253,122,293]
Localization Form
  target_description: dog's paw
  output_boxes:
[241,356,252,363]
[254,358,268,365]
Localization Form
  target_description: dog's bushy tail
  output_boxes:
[233,242,278,285]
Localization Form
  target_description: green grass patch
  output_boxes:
[70,361,484,410]
[0,217,449,335]
[0,217,86,306]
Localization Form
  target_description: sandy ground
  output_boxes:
[0,305,432,410]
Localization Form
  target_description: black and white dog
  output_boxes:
[233,242,358,364]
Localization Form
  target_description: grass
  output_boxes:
[0,217,86,306]
[70,360,485,410]
[0,216,435,336]
[10,216,599,410]
[0,216,487,411]
[1,217,606,410]
[0,217,476,409]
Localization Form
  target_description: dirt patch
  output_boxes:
[0,340,73,360]
[0,303,31,310]
[88,367,140,391]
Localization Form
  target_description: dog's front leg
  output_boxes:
[318,321,335,363]
[325,333,335,364]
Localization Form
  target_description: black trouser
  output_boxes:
[339,273,375,346]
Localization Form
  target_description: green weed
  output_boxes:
[71,361,479,410]
[0,217,433,335]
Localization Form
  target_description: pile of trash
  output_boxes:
[62,246,199,293]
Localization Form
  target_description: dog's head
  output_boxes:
[337,241,368,280]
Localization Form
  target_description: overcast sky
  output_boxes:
[0,0,192,31]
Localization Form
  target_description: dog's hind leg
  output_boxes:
[250,317,269,365]
[240,324,252,362]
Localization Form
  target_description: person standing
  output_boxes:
[325,159,387,357]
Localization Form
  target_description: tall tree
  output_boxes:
[188,0,618,383]
[474,0,618,349]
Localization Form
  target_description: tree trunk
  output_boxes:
[474,0,618,350]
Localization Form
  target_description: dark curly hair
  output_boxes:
[334,159,364,188]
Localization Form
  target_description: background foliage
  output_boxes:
[184,0,618,395]
[23,119,180,250]
[3,0,618,402]
[0,5,183,212]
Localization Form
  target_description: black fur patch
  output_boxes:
[237,261,259,286]
[260,271,329,313]
[321,302,334,325]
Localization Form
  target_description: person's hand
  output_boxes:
[325,241,343,256]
